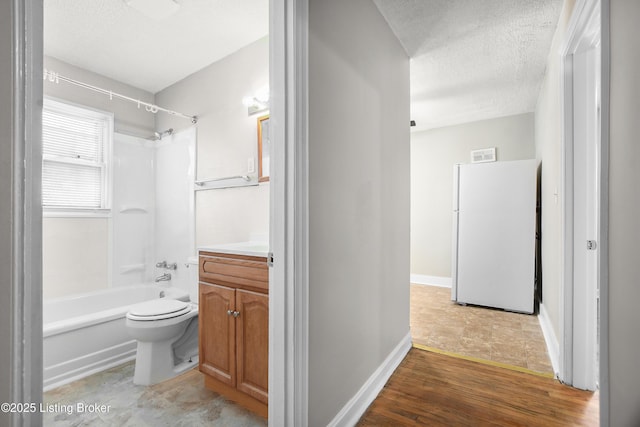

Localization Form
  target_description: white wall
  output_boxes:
[411,113,535,280]
[534,0,576,345]
[42,56,156,298]
[608,0,640,424]
[156,37,270,247]
[308,0,410,424]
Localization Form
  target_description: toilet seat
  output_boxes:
[127,299,192,321]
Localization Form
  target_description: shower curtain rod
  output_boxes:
[43,68,198,124]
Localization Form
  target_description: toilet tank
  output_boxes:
[186,256,199,304]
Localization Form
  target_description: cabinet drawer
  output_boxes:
[199,252,268,292]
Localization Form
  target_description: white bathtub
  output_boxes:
[43,285,189,391]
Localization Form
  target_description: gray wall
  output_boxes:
[156,37,270,247]
[308,0,410,424]
[609,0,640,424]
[0,2,14,422]
[2,1,43,424]
[411,113,535,279]
[44,56,155,136]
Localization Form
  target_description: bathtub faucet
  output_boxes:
[155,273,172,282]
[156,261,177,270]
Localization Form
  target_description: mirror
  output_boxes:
[258,115,270,182]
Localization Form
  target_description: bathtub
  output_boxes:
[43,284,189,391]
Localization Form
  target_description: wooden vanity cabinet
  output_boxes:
[198,251,268,418]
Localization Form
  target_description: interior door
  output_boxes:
[571,41,600,391]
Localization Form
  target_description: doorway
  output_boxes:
[5,0,295,425]
[560,0,604,392]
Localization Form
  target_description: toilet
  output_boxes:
[126,257,199,385]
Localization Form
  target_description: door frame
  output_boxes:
[5,0,43,425]
[269,0,309,425]
[8,0,310,426]
[559,0,609,419]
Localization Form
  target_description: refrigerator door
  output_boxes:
[455,159,536,313]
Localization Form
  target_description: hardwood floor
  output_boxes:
[358,347,599,426]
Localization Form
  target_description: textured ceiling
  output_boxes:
[373,0,563,131]
[45,1,562,128]
[44,0,269,94]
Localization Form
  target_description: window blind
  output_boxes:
[42,99,113,210]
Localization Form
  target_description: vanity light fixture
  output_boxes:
[242,87,270,116]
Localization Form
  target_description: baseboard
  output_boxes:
[410,274,452,288]
[538,303,560,377]
[44,341,137,391]
[327,331,412,427]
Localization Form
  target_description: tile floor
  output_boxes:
[410,284,554,374]
[43,362,267,426]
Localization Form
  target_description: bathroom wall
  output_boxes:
[411,113,535,282]
[308,0,410,424]
[42,56,155,299]
[44,56,155,136]
[156,37,270,247]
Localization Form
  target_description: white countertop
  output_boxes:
[199,241,269,258]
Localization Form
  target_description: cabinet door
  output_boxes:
[199,283,236,386]
[235,289,269,404]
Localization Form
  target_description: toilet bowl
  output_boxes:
[126,298,199,385]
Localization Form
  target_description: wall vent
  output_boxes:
[471,147,496,163]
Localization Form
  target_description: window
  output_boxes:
[42,99,113,213]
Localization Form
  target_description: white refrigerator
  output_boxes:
[451,159,536,314]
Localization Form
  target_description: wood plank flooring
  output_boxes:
[357,348,599,426]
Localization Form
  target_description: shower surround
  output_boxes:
[43,127,197,390]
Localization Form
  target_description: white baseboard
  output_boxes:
[327,331,412,427]
[538,303,560,377]
[410,274,452,288]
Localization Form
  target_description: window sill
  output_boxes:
[43,209,111,218]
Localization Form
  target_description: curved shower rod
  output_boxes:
[43,68,198,124]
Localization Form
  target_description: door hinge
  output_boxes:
[267,252,274,267]
[587,240,597,250]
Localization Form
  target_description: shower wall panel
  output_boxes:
[112,133,155,286]
[154,128,196,290]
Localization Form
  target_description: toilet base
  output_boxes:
[132,340,199,385]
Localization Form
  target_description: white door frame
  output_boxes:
[269,0,309,425]
[6,0,44,426]
[559,0,609,419]
[8,0,311,425]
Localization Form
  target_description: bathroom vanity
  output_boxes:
[198,243,269,418]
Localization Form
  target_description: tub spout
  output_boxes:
[155,273,172,282]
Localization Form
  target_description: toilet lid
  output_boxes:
[127,299,191,321]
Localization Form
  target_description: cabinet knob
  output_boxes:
[233,311,240,318]
[227,310,233,316]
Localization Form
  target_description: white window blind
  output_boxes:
[42,99,113,211]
